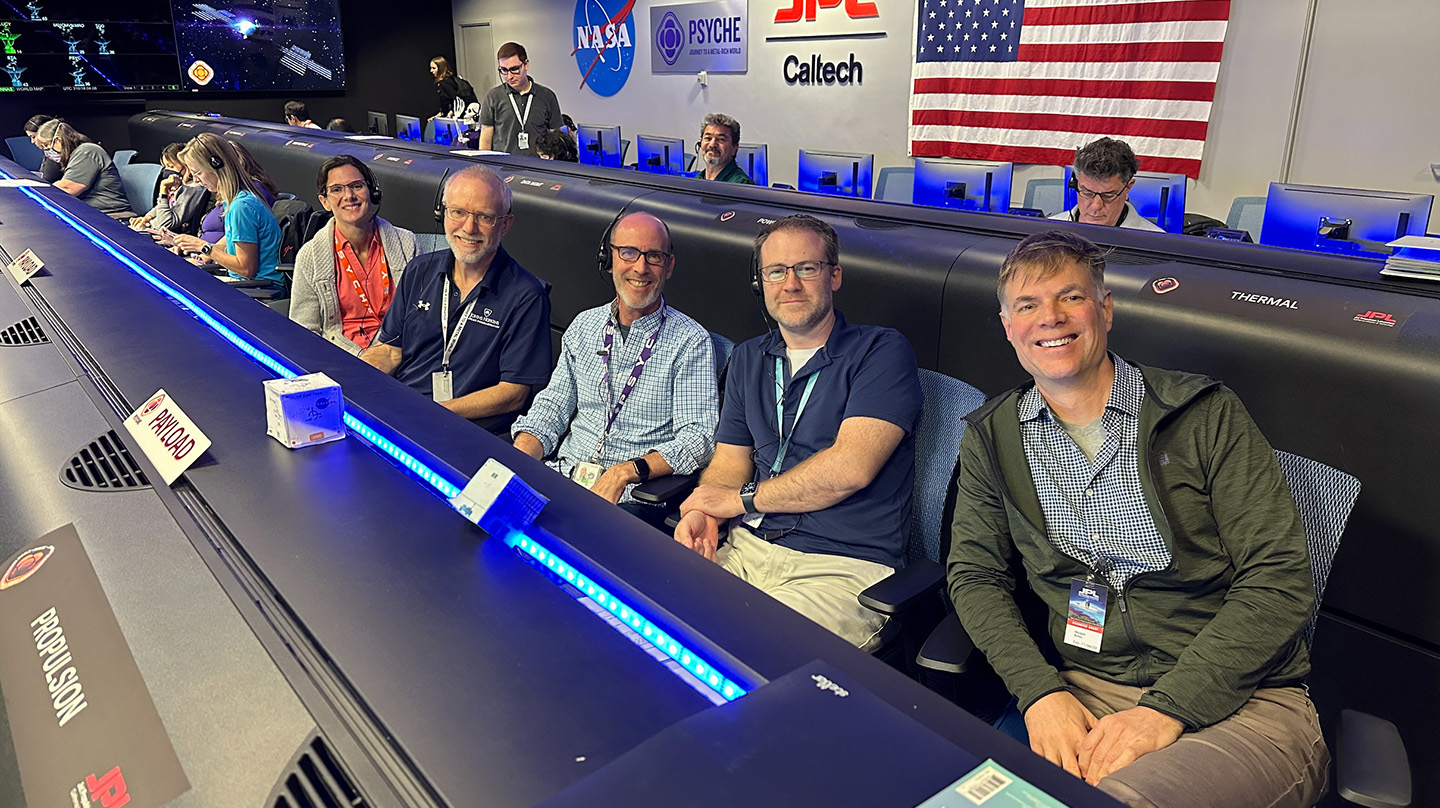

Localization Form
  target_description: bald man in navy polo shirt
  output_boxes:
[362,165,552,434]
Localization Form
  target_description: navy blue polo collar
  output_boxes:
[763,309,852,378]
[449,245,516,306]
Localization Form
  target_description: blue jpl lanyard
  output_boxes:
[771,356,819,476]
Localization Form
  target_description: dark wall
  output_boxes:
[0,0,454,162]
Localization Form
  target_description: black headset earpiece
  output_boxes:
[749,248,762,296]
[209,153,223,169]
[596,209,625,274]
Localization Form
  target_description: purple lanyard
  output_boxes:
[593,306,666,458]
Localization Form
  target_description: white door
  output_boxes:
[457,23,497,94]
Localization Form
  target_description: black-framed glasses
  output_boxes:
[612,245,672,266]
[324,180,368,197]
[759,261,832,284]
[497,64,526,76]
[1074,184,1126,204]
[442,206,508,228]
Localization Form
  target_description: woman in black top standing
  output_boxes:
[429,56,476,120]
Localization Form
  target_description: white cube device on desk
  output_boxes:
[264,373,346,448]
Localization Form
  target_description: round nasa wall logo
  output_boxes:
[656,11,685,66]
[573,0,636,97]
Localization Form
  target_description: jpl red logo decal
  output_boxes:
[775,0,878,23]
[75,766,130,808]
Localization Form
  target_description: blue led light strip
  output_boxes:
[508,532,748,702]
[16,182,748,705]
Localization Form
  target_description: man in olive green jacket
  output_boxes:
[947,230,1328,808]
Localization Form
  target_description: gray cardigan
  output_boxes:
[289,217,419,355]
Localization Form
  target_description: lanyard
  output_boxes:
[508,92,533,129]
[592,307,666,458]
[334,226,390,324]
[439,278,480,370]
[771,356,819,476]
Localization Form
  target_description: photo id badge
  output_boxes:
[517,132,530,151]
[1064,578,1108,653]
[570,461,603,490]
[432,370,454,402]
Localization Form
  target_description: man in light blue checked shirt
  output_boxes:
[513,212,717,528]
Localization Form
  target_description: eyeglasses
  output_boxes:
[1074,183,1126,204]
[442,206,508,228]
[611,245,672,266]
[497,64,526,76]
[324,180,368,197]
[759,261,832,284]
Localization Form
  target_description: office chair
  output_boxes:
[116,162,164,217]
[112,149,137,168]
[856,368,986,668]
[874,166,916,203]
[1226,196,1267,242]
[630,332,735,508]
[5,135,43,171]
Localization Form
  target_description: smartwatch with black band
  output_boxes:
[200,242,213,256]
[739,481,758,514]
[630,456,651,484]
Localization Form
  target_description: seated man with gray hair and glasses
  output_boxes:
[362,165,552,435]
[697,113,754,185]
[1051,136,1163,231]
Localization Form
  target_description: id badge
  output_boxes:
[432,370,454,402]
[517,131,530,151]
[570,461,603,490]
[1064,578,1108,653]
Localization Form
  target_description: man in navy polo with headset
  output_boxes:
[674,214,922,649]
[362,165,552,434]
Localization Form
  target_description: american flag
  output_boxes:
[910,0,1232,178]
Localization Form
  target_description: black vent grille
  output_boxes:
[61,431,150,491]
[0,316,50,346]
[270,732,370,808]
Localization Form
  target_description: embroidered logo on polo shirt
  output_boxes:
[416,300,431,311]
[469,307,501,328]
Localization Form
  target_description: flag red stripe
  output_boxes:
[913,76,1217,102]
[1024,0,1232,26]
[1016,41,1224,63]
[911,140,1202,178]
[912,109,1210,142]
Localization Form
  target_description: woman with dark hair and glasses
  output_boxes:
[289,155,419,354]
[34,119,135,219]
[170,133,287,292]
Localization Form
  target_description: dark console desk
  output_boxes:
[0,164,1118,806]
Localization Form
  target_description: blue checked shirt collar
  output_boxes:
[1019,356,1169,589]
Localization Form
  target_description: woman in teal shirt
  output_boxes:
[172,133,286,292]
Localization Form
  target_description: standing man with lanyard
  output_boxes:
[478,42,565,157]
[512,212,718,529]
[673,214,922,649]
[361,165,552,435]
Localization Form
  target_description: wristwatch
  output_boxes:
[739,481,758,514]
[200,242,213,256]
[630,456,651,484]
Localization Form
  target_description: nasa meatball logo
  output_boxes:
[656,11,685,66]
[0,544,54,590]
[1152,277,1180,295]
[720,210,736,222]
[573,0,636,97]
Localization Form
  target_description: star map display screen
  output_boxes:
[0,0,345,93]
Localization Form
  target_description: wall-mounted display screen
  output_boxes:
[0,0,345,93]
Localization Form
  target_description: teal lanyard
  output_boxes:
[772,356,819,476]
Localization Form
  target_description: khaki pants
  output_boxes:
[717,525,893,651]
[1061,670,1331,808]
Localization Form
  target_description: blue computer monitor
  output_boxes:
[395,114,421,142]
[913,158,1013,213]
[736,143,768,186]
[1260,182,1433,254]
[797,149,874,199]
[636,134,687,175]
[431,117,462,147]
[577,124,624,168]
[366,111,389,136]
[1063,166,1187,233]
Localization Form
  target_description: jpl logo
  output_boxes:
[775,0,878,23]
[73,766,129,807]
[573,0,636,97]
